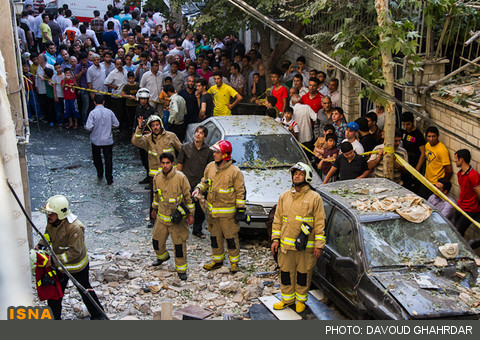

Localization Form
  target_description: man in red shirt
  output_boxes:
[301,77,323,113]
[270,70,288,114]
[454,149,480,242]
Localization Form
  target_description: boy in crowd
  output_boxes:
[52,63,65,126]
[62,68,79,129]
[44,67,55,126]
[121,71,139,130]
[279,106,299,139]
[332,107,346,145]
[317,133,339,180]
[427,178,455,224]
[314,124,335,160]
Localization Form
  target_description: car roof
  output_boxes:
[208,115,291,136]
[318,178,415,222]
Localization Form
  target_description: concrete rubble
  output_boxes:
[42,236,278,320]
[28,124,280,320]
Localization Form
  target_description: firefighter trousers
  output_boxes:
[47,264,104,320]
[152,220,189,273]
[207,217,240,264]
[278,249,316,304]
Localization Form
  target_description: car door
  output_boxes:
[322,207,362,312]
[315,198,333,278]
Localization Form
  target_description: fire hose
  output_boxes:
[6,179,109,320]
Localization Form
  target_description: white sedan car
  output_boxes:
[185,115,322,229]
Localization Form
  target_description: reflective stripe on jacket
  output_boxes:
[152,168,194,224]
[37,218,89,273]
[132,127,182,176]
[272,185,326,250]
[196,160,246,218]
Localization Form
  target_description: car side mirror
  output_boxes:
[334,256,355,269]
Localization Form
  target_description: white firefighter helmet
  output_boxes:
[40,194,70,220]
[136,87,151,99]
[290,162,313,184]
[146,114,164,131]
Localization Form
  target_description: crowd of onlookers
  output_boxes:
[17,4,480,246]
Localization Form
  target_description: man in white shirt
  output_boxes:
[140,60,164,116]
[104,58,127,129]
[103,11,121,37]
[87,54,106,99]
[291,94,317,150]
[165,84,187,141]
[182,32,196,61]
[342,121,364,155]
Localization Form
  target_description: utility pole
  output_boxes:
[375,0,395,180]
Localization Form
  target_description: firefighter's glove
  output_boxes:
[235,208,251,224]
[295,223,313,251]
[171,202,189,224]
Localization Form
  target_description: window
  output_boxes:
[323,199,333,223]
[327,210,356,258]
[203,121,221,145]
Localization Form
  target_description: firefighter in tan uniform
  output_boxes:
[132,115,182,227]
[271,162,326,313]
[36,195,106,320]
[151,152,195,280]
[192,140,247,273]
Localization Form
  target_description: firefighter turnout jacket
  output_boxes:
[132,127,182,177]
[196,160,246,218]
[272,185,326,251]
[38,217,89,273]
[152,168,195,223]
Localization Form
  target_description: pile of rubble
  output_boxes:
[33,233,279,320]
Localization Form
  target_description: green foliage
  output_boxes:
[293,0,429,101]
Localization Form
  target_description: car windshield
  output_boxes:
[361,212,473,268]
[226,134,307,169]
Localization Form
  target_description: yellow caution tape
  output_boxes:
[28,72,163,104]
[394,155,480,231]
[361,147,480,231]
[299,142,315,156]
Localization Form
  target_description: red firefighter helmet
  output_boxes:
[210,140,232,161]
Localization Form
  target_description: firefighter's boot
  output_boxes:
[230,263,238,274]
[152,254,170,267]
[296,301,306,313]
[203,261,223,271]
[273,300,294,310]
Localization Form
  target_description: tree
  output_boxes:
[375,0,395,180]
[181,0,305,86]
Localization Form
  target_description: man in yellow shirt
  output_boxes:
[424,126,452,196]
[40,14,53,46]
[207,72,243,116]
[122,34,137,54]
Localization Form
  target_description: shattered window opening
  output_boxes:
[361,212,473,268]
[226,134,307,169]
